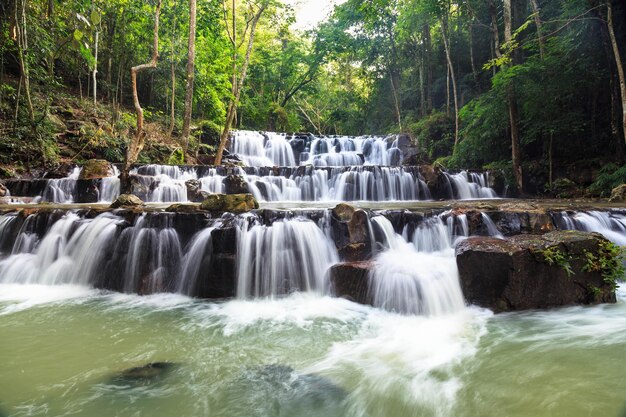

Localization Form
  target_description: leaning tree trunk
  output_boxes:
[529,0,545,59]
[181,0,197,155]
[607,0,626,146]
[121,0,162,192]
[15,0,34,123]
[93,28,99,104]
[214,1,268,166]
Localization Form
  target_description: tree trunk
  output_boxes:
[214,1,268,166]
[489,0,501,58]
[169,9,177,137]
[441,17,459,147]
[93,29,99,104]
[121,0,162,192]
[469,22,477,82]
[529,0,545,59]
[505,0,523,193]
[423,22,433,112]
[389,68,402,131]
[15,0,34,123]
[607,0,626,146]
[181,0,196,154]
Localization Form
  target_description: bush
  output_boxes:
[588,164,626,197]
[408,111,454,162]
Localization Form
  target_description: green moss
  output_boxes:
[539,246,574,277]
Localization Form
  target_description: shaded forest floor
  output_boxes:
[0,76,186,178]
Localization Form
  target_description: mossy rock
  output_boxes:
[79,159,114,179]
[110,194,144,208]
[200,193,258,213]
[609,184,626,202]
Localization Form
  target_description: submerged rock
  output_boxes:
[216,364,347,417]
[456,230,617,312]
[200,193,258,213]
[112,362,177,385]
[79,159,114,179]
[110,193,144,208]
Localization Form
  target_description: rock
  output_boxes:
[166,203,201,213]
[609,184,626,202]
[0,182,7,197]
[329,261,374,305]
[185,179,209,202]
[332,203,356,222]
[79,159,114,179]
[75,179,100,203]
[110,194,144,208]
[200,193,258,213]
[224,174,249,194]
[217,364,346,417]
[113,362,177,385]
[548,177,580,198]
[456,230,617,312]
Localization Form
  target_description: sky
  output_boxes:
[288,0,345,30]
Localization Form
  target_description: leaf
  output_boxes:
[91,10,101,26]
[73,29,83,41]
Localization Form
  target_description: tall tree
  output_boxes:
[121,0,162,191]
[214,0,270,166]
[181,0,197,155]
[606,0,626,145]
[504,0,523,192]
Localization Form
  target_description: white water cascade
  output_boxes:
[236,218,339,298]
[443,171,497,199]
[368,216,466,315]
[230,131,296,166]
[554,211,626,246]
[40,167,81,203]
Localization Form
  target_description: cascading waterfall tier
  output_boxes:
[367,215,467,315]
[230,130,405,167]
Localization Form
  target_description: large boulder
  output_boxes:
[329,261,374,305]
[456,230,617,312]
[200,193,258,213]
[609,184,626,202]
[79,159,114,179]
[0,182,7,197]
[110,193,144,208]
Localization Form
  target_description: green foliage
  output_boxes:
[588,164,626,197]
[409,111,453,162]
[583,241,626,290]
[168,148,185,165]
[540,246,574,277]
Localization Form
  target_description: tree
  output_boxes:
[121,0,162,191]
[214,0,271,166]
[181,0,197,155]
[606,0,626,146]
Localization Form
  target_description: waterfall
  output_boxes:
[230,131,296,167]
[481,213,504,238]
[236,218,339,298]
[178,225,219,295]
[0,213,122,285]
[99,166,121,202]
[553,211,626,246]
[368,216,465,315]
[444,171,497,199]
[40,167,81,203]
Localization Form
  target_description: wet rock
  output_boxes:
[456,230,617,312]
[113,362,177,385]
[185,179,209,202]
[609,184,626,202]
[394,133,419,162]
[166,203,201,213]
[330,261,374,305]
[224,174,249,194]
[419,165,448,199]
[332,203,356,222]
[110,194,144,208]
[218,364,347,417]
[331,204,372,261]
[0,182,7,197]
[79,159,114,179]
[200,193,258,214]
[75,179,101,203]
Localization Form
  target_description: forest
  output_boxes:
[0,0,625,195]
